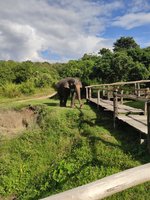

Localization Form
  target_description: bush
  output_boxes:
[2,83,21,98]
[19,81,35,95]
[33,73,54,88]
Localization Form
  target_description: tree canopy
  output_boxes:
[113,37,140,52]
[61,36,149,84]
[0,36,150,97]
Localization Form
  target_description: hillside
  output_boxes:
[0,97,150,200]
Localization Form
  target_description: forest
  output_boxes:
[0,36,150,99]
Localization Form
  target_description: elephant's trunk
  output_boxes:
[75,85,83,108]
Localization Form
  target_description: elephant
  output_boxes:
[55,77,83,108]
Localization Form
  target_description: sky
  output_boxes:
[0,0,150,63]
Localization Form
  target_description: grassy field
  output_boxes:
[0,97,150,200]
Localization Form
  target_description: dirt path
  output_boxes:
[14,92,57,103]
[0,92,57,106]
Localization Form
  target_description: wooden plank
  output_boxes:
[118,115,147,134]
[41,163,150,200]
[117,104,144,114]
[89,98,147,134]
[90,98,144,114]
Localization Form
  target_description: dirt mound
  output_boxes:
[0,107,37,138]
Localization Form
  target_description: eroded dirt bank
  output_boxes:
[0,107,37,138]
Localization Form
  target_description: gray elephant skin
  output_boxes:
[56,77,83,108]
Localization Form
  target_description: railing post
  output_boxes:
[107,86,110,100]
[102,86,105,98]
[137,83,140,97]
[144,101,147,115]
[86,87,89,100]
[97,90,100,108]
[120,90,124,104]
[145,88,149,99]
[113,89,118,129]
[89,87,91,100]
[147,101,150,153]
[134,83,136,95]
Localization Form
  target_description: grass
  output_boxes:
[0,98,150,200]
[124,100,145,110]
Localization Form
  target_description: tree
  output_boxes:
[128,62,150,81]
[61,59,95,85]
[13,62,33,84]
[98,48,111,56]
[93,50,113,83]
[141,47,150,69]
[111,51,133,82]
[0,60,17,85]
[127,47,150,69]
[113,37,139,52]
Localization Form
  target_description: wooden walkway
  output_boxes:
[89,98,147,135]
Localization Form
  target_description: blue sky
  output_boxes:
[0,0,150,62]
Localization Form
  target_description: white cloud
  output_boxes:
[0,0,123,62]
[113,12,150,29]
[127,0,150,13]
[0,20,45,60]
[2,0,150,62]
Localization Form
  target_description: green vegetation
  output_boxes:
[0,61,59,99]
[61,37,150,84]
[0,99,149,200]
[0,36,150,199]
[124,100,145,110]
[0,37,150,101]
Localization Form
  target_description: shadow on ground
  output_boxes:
[44,102,59,107]
[86,101,150,164]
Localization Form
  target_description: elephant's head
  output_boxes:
[67,78,82,108]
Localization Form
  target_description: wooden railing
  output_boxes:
[85,80,150,152]
[86,80,150,101]
[41,163,150,200]
[85,80,150,111]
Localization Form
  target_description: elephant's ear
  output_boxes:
[64,82,69,88]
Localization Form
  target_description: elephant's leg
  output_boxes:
[60,98,64,107]
[57,89,64,107]
[63,88,70,107]
[70,91,76,108]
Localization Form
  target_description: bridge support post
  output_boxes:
[147,101,150,153]
[113,89,118,129]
